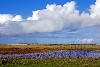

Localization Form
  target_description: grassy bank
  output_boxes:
[0,59,100,67]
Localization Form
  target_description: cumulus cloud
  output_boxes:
[27,11,39,20]
[0,14,13,24]
[0,0,100,35]
[12,15,23,21]
[0,14,23,24]
[90,0,100,18]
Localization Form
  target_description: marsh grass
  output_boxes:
[0,44,100,50]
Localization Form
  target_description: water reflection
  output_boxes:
[0,50,100,59]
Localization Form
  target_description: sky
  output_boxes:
[0,0,100,44]
[0,0,96,18]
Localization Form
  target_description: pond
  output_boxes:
[0,50,100,59]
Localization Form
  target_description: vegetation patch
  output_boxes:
[0,59,100,67]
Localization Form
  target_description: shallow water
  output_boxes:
[0,50,100,59]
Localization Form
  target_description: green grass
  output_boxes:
[0,59,100,67]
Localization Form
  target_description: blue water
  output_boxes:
[0,50,100,59]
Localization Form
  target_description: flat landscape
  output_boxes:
[0,44,100,67]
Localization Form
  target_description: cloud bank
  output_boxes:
[0,0,100,35]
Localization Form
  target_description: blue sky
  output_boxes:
[0,0,100,44]
[0,0,95,18]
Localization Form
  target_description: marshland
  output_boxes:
[0,44,100,67]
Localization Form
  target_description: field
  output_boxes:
[0,58,100,67]
[0,44,100,67]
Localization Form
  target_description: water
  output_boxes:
[0,50,100,59]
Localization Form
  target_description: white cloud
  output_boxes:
[0,14,23,24]
[0,14,13,24]
[90,0,100,18]
[12,15,23,21]
[0,0,100,35]
[27,11,39,20]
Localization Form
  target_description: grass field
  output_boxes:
[0,59,100,67]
